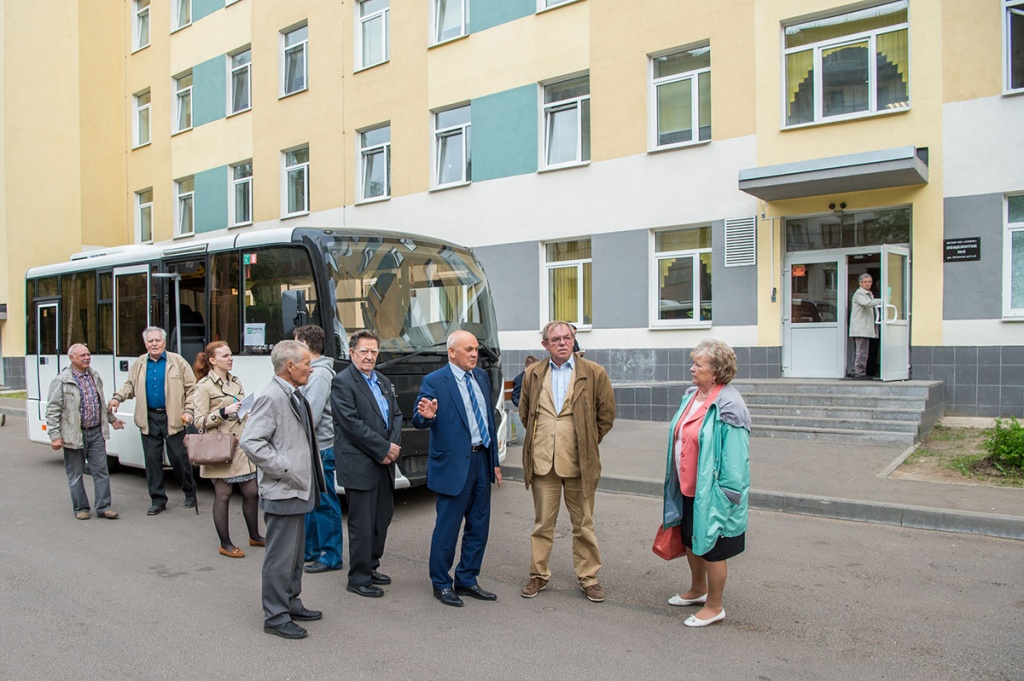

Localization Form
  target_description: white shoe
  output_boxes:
[668,593,707,606]
[683,608,725,627]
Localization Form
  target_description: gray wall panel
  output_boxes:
[711,218,759,326]
[475,242,539,332]
[593,229,648,329]
[943,194,1002,320]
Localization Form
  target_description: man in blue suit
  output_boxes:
[413,330,502,607]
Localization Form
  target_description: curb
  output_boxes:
[501,466,1024,542]
[0,403,26,418]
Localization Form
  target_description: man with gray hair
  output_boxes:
[241,340,326,639]
[109,326,197,515]
[47,344,126,519]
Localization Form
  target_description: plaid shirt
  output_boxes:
[71,368,102,428]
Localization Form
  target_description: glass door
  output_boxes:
[783,256,844,377]
[879,245,910,381]
[35,303,60,408]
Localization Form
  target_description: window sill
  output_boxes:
[132,141,152,151]
[281,211,310,220]
[173,232,195,240]
[1001,316,1024,322]
[537,0,583,15]
[170,22,192,35]
[227,107,251,119]
[648,139,711,155]
[782,105,910,131]
[1003,88,1024,97]
[430,181,471,193]
[132,44,150,54]
[355,195,391,206]
[650,322,713,330]
[228,222,253,230]
[539,161,590,174]
[171,127,193,137]
[429,33,469,50]
[279,87,308,100]
[354,59,390,74]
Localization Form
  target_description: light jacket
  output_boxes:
[662,383,751,556]
[192,371,255,480]
[301,356,336,450]
[849,288,883,339]
[112,351,196,435]
[520,354,616,498]
[46,367,117,450]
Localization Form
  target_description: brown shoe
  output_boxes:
[75,511,91,520]
[98,509,119,519]
[219,546,245,558]
[582,583,605,602]
[521,577,548,598]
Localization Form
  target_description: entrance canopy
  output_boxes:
[738,146,928,201]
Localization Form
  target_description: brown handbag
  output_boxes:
[652,523,686,561]
[185,431,235,465]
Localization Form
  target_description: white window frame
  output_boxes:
[228,47,252,115]
[356,0,390,71]
[282,146,310,218]
[649,226,713,328]
[175,177,195,237]
[1006,0,1024,93]
[172,0,191,32]
[537,0,577,12]
[229,160,253,227]
[432,0,467,45]
[133,0,150,52]
[433,105,471,188]
[281,24,308,97]
[358,124,391,202]
[135,189,154,243]
[543,239,592,329]
[648,45,711,151]
[1004,193,1024,318]
[133,89,151,148]
[542,75,590,170]
[782,0,909,128]
[173,71,193,134]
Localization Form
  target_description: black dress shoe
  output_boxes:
[346,584,385,598]
[146,504,166,516]
[371,570,392,585]
[290,607,322,622]
[433,587,464,607]
[304,561,342,574]
[264,621,307,639]
[184,497,197,508]
[455,584,497,601]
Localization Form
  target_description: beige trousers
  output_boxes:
[529,471,602,587]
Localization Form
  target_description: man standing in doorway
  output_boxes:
[109,327,197,515]
[848,273,883,380]
[519,321,616,603]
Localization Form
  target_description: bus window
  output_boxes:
[242,247,317,354]
[61,271,98,351]
[96,272,113,354]
[36,276,58,299]
[116,272,149,357]
[210,252,240,348]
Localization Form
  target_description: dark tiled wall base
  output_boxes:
[912,346,1024,418]
[2,357,26,390]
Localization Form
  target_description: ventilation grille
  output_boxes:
[724,217,756,267]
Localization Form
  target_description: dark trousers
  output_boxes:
[142,410,194,506]
[429,448,491,590]
[262,511,308,626]
[346,465,395,588]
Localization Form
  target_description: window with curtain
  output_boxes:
[174,72,192,133]
[283,147,309,216]
[358,0,389,69]
[1005,194,1024,318]
[652,227,712,325]
[176,176,194,236]
[435,105,471,187]
[134,0,150,50]
[651,45,711,148]
[434,0,466,44]
[545,239,592,327]
[230,48,251,114]
[282,25,308,96]
[134,90,150,147]
[1007,1,1024,91]
[784,1,908,126]
[136,189,153,243]
[174,0,191,30]
[544,75,590,168]
[231,161,253,226]
[360,125,391,200]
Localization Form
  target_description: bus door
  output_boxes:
[163,258,208,364]
[109,265,150,467]
[33,302,60,416]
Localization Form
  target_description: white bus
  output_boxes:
[25,226,507,488]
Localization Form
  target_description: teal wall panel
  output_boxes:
[469,0,534,33]
[195,166,227,233]
[193,0,224,23]
[192,55,225,127]
[471,85,538,181]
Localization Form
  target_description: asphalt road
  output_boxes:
[1,416,1021,680]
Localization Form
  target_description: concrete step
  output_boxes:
[744,392,927,409]
[732,380,934,398]
[751,424,917,446]
[752,414,919,434]
[748,404,924,422]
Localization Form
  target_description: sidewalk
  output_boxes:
[503,419,1024,542]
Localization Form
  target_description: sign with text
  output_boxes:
[943,237,980,262]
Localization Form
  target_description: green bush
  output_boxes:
[983,417,1024,474]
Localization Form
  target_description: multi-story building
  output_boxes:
[2,0,1022,417]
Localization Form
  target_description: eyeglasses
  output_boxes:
[545,335,573,346]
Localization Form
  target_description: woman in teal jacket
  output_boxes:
[662,339,750,627]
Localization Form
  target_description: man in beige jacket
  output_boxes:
[109,326,197,515]
[519,321,616,603]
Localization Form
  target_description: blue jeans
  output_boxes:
[304,447,343,567]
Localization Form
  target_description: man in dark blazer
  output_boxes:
[413,330,502,608]
[331,329,402,598]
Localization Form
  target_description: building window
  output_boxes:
[784,1,909,127]
[359,125,391,201]
[283,147,309,216]
[136,189,154,243]
[435,105,471,187]
[539,0,574,9]
[650,45,710,149]
[174,71,193,133]
[134,0,150,51]
[652,226,712,325]
[545,239,591,327]
[1008,0,1024,92]
[173,0,191,31]
[1005,194,1024,317]
[544,76,590,168]
[282,24,308,96]
[229,48,252,114]
[357,0,389,70]
[176,177,195,237]
[230,161,253,226]
[133,90,151,148]
[433,0,467,44]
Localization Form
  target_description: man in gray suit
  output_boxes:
[240,340,326,640]
[331,329,402,597]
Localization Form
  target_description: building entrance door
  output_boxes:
[783,255,843,377]
[879,245,910,380]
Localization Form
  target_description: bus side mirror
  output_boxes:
[281,290,308,339]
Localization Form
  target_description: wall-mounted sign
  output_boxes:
[944,237,980,262]
[792,265,806,277]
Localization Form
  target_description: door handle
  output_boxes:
[884,304,898,323]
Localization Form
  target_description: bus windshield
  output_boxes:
[317,234,499,356]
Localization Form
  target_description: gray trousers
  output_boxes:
[853,337,871,376]
[63,425,112,514]
[262,511,309,626]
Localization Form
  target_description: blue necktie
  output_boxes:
[465,373,491,449]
